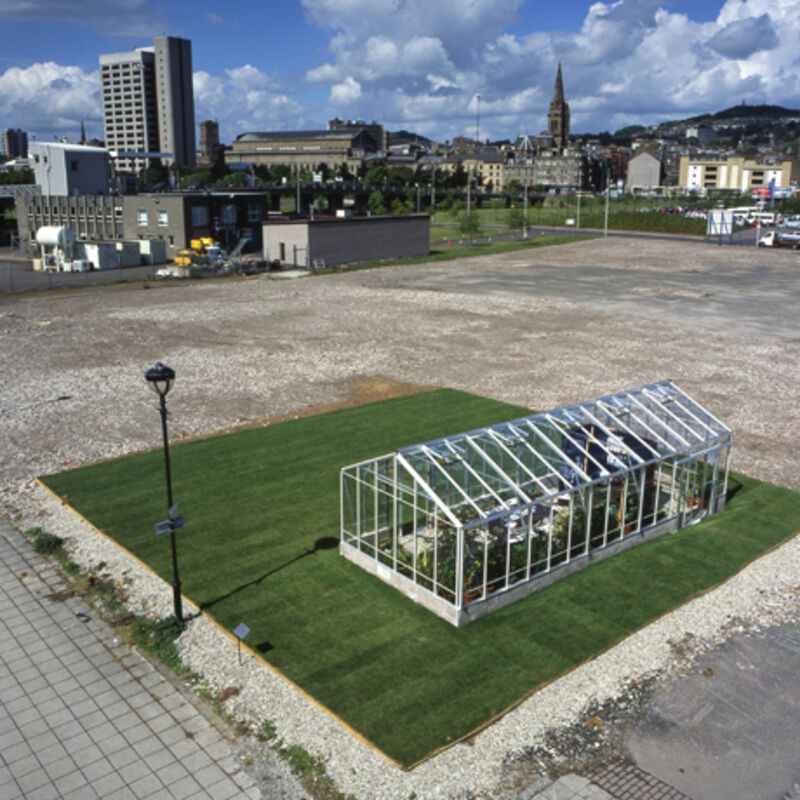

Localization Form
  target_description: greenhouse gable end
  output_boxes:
[340,381,732,626]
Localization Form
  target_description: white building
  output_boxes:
[29,142,110,197]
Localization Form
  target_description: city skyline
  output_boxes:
[1,0,798,147]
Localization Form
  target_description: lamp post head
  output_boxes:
[145,362,175,399]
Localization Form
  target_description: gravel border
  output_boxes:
[4,238,800,798]
[13,482,800,800]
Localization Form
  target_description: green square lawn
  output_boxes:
[42,389,800,766]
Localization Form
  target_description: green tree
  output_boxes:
[180,169,213,188]
[391,197,409,215]
[363,166,388,186]
[458,211,481,237]
[451,163,468,188]
[504,179,522,202]
[269,163,292,182]
[336,162,353,180]
[143,162,170,186]
[449,198,464,216]
[388,166,414,186]
[313,195,329,212]
[0,167,34,185]
[215,172,242,188]
[506,206,524,231]
[368,190,385,214]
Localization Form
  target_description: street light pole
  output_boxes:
[145,362,183,622]
[523,171,528,239]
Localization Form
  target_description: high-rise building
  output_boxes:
[99,36,195,172]
[99,47,158,172]
[547,64,570,152]
[2,128,28,158]
[154,36,195,168]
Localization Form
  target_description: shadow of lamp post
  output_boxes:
[145,361,184,623]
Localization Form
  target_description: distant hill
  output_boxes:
[670,104,800,126]
[388,129,433,146]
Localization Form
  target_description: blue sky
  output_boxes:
[1,0,798,146]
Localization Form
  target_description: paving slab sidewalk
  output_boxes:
[0,519,262,800]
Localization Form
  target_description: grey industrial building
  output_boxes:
[263,215,429,269]
[99,36,196,172]
[17,191,266,259]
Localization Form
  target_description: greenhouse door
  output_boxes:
[676,456,706,527]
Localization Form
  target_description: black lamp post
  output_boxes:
[145,362,183,622]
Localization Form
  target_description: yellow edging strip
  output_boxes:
[34,478,800,771]
[405,523,800,769]
[35,478,403,770]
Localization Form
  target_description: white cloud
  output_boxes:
[330,76,362,106]
[0,62,101,140]
[206,11,224,27]
[193,67,308,141]
[301,0,800,136]
[306,63,341,83]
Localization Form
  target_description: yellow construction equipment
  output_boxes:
[174,237,225,267]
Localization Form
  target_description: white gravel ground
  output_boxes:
[3,237,800,799]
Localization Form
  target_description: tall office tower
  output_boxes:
[2,128,29,158]
[154,36,196,168]
[99,36,196,172]
[99,47,158,172]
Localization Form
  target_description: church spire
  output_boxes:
[547,63,570,151]
[552,62,564,105]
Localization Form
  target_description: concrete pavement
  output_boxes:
[0,519,262,800]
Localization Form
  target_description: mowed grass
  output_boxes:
[41,390,800,766]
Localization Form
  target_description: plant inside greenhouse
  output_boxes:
[340,381,732,626]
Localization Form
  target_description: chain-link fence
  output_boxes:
[1,261,156,294]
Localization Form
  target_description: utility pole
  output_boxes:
[467,165,471,213]
[523,171,528,239]
[475,93,481,145]
[604,166,610,237]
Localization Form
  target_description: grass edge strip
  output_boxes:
[33,476,406,772]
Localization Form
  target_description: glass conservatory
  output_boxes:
[340,381,732,626]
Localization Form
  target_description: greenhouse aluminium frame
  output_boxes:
[340,381,733,626]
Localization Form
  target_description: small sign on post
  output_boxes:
[234,622,250,665]
[155,516,185,535]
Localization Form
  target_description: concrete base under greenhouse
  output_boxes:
[341,500,725,626]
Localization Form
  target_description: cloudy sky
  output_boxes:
[1,0,798,146]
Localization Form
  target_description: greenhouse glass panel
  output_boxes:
[340,381,733,626]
